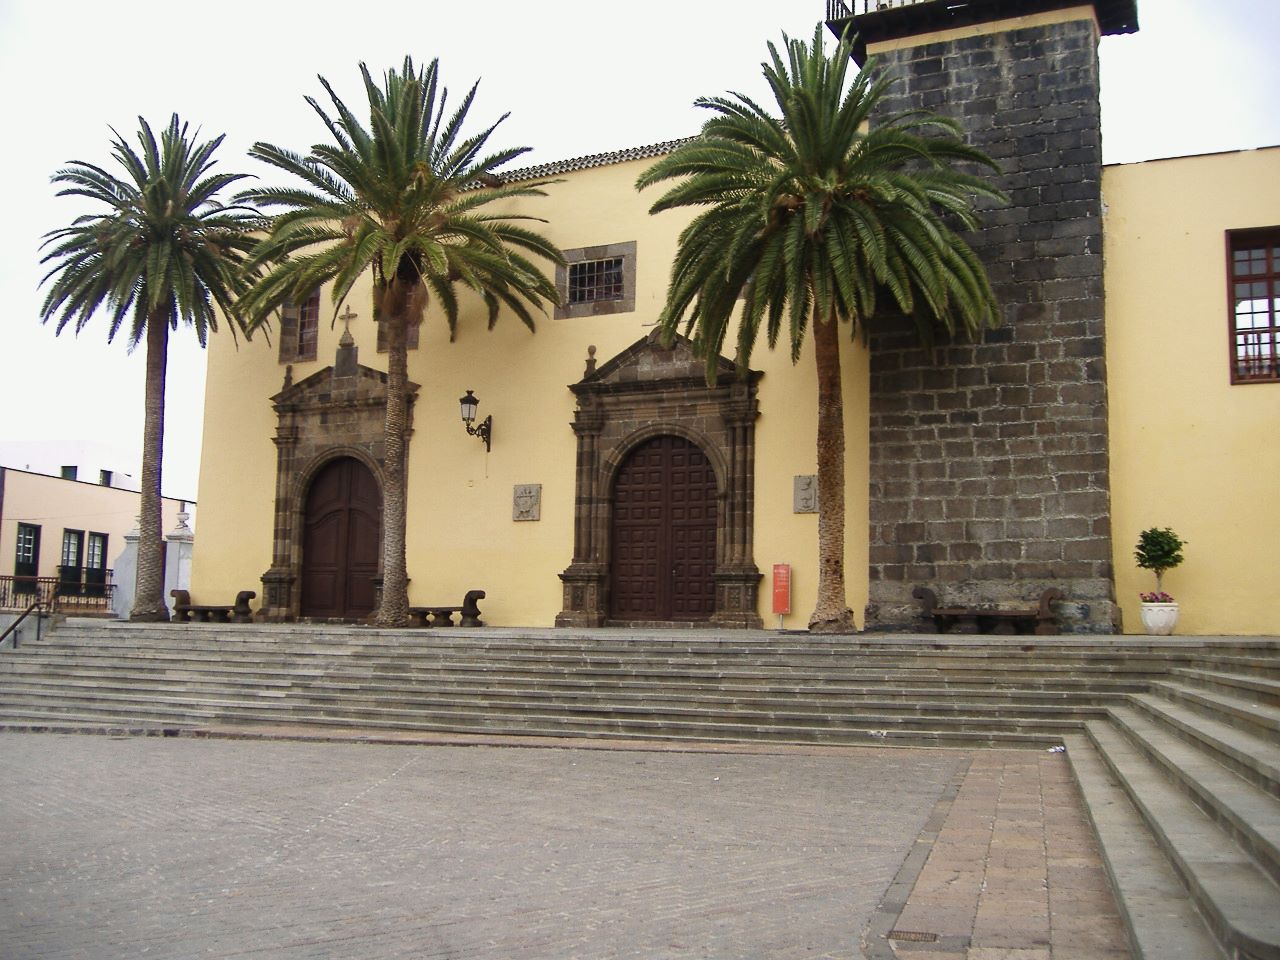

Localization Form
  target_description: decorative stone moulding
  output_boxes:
[556,332,763,629]
[513,484,542,522]
[793,475,817,514]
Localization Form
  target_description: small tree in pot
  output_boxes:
[1134,527,1186,634]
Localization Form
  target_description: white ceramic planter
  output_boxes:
[1139,602,1179,636]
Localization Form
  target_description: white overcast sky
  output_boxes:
[1,0,1277,501]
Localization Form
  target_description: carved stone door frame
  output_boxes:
[260,352,416,622]
[556,332,763,628]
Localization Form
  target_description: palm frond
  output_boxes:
[236,56,562,337]
[637,24,1006,381]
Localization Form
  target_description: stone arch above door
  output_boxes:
[556,330,763,628]
[259,354,417,621]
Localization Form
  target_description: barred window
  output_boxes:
[1229,228,1280,383]
[555,242,637,320]
[278,290,321,363]
[296,293,319,360]
[568,258,625,305]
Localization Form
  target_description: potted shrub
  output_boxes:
[1134,527,1186,635]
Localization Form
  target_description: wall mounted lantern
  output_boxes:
[459,390,493,452]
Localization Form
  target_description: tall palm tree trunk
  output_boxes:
[130,314,170,622]
[376,308,411,627]
[809,306,855,633]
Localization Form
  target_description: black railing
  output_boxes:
[827,0,930,17]
[0,573,115,613]
[0,600,45,648]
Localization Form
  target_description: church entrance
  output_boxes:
[609,435,717,622]
[299,457,381,620]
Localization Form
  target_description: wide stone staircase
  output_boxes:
[1,618,1277,959]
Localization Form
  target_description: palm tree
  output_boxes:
[637,28,1005,632]
[39,115,258,621]
[237,57,562,627]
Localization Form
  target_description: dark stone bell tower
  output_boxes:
[825,0,1139,633]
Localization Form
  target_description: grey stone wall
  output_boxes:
[864,17,1119,633]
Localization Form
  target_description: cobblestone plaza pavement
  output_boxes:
[0,733,1129,959]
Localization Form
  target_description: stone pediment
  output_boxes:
[573,329,750,393]
[271,364,419,410]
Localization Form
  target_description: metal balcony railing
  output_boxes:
[0,573,116,612]
[826,0,931,18]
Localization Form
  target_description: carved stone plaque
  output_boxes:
[513,483,542,522]
[794,475,817,514]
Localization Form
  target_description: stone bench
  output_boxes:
[912,586,1063,636]
[170,589,256,624]
[409,590,485,628]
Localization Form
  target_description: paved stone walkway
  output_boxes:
[873,751,1130,960]
[0,733,1129,959]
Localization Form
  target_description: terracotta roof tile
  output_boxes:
[499,137,695,183]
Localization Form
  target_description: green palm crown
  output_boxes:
[40,114,258,346]
[637,26,1007,381]
[236,55,563,334]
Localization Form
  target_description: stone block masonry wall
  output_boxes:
[864,17,1119,633]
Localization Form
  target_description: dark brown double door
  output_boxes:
[300,457,381,620]
[610,435,717,622]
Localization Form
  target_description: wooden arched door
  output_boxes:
[300,457,381,620]
[609,435,717,622]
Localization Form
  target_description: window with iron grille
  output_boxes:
[278,289,321,363]
[556,242,637,320]
[1229,228,1280,383]
[569,258,625,305]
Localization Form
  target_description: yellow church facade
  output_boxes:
[190,2,1280,635]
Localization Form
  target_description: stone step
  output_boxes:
[1188,655,1280,681]
[1064,734,1228,960]
[1152,679,1280,740]
[47,622,1277,660]
[0,675,1109,722]
[1086,719,1280,960]
[0,685,1088,737]
[0,700,1062,749]
[0,663,1138,701]
[1174,668,1280,708]
[20,634,1183,669]
[1129,692,1280,799]
[0,652,1149,692]
[1107,704,1280,885]
[58,621,1278,650]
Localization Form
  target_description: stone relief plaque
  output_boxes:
[513,483,542,522]
[794,475,817,514]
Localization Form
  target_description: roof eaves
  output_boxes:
[498,137,696,183]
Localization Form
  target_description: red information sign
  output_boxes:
[772,564,792,616]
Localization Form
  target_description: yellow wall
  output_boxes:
[192,153,871,627]
[0,468,187,579]
[1104,147,1280,634]
[189,330,279,603]
[193,143,1280,635]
